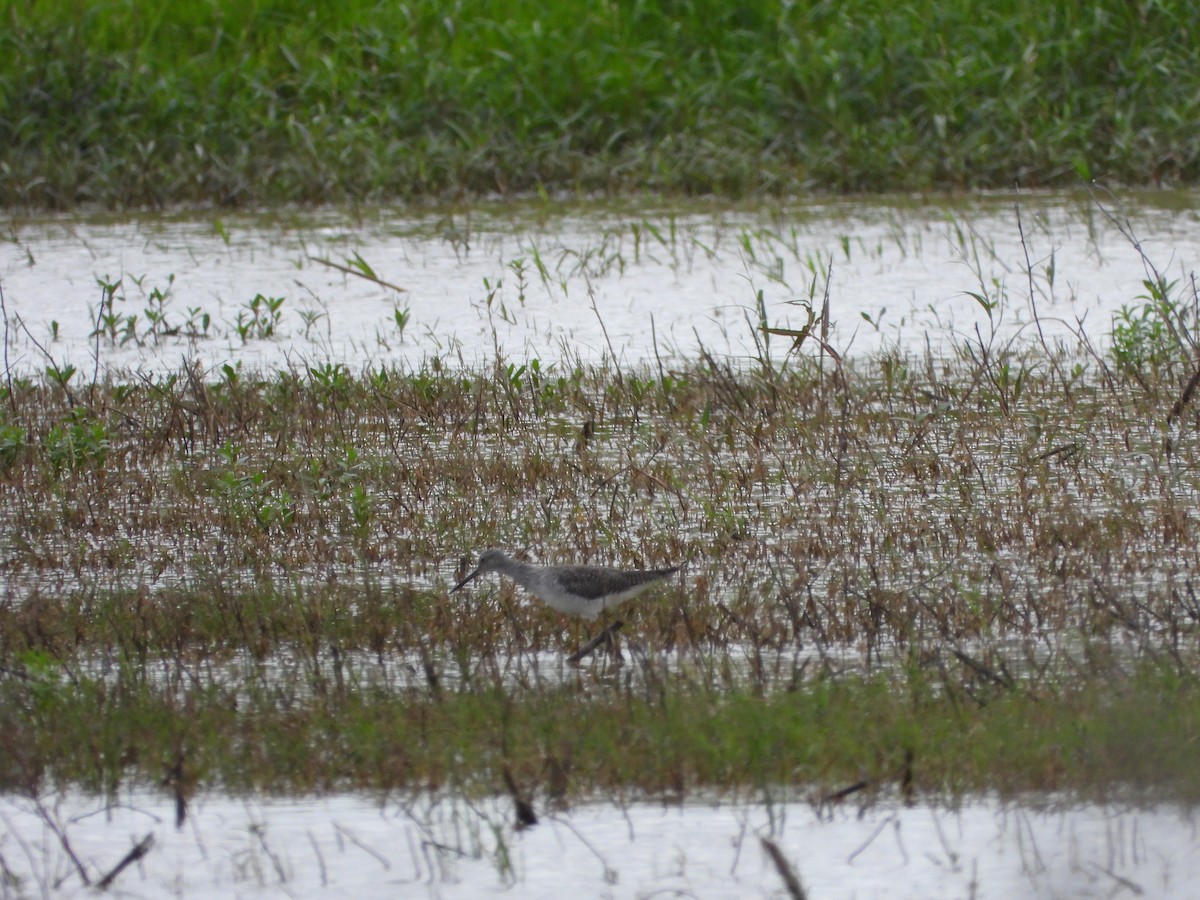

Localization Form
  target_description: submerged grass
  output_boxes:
[4,657,1197,804]
[3,264,1200,812]
[3,0,1200,207]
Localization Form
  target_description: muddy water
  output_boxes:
[3,191,1198,375]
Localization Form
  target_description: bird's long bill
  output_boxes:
[450,566,484,593]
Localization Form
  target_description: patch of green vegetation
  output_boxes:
[0,419,27,474]
[3,652,1197,805]
[2,0,1199,207]
[1109,274,1199,378]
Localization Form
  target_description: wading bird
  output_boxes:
[450,549,681,663]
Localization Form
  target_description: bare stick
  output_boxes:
[900,748,915,806]
[847,815,895,864]
[306,253,407,293]
[96,833,155,890]
[91,280,107,392]
[588,279,623,387]
[819,256,833,375]
[0,282,14,411]
[332,822,393,868]
[548,814,618,884]
[13,313,78,407]
[760,837,807,900]
[1168,364,1200,425]
[1013,199,1050,357]
[818,779,870,811]
[34,802,90,888]
[501,765,538,830]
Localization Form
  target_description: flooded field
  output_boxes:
[2,191,1199,373]
[3,192,1200,897]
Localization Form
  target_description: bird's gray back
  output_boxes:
[548,564,680,601]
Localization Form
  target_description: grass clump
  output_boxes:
[2,0,1200,207]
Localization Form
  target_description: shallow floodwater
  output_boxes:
[2,789,1195,898]
[2,191,1199,374]
[5,194,1200,898]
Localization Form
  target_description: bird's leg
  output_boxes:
[605,619,624,663]
[567,620,624,665]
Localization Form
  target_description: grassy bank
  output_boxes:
[2,0,1199,208]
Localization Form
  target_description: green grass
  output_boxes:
[5,649,1198,804]
[2,0,1199,207]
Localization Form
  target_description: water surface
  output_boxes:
[4,191,1199,374]
[3,789,1195,898]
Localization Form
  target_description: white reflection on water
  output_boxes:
[2,789,1196,898]
[2,191,1198,374]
